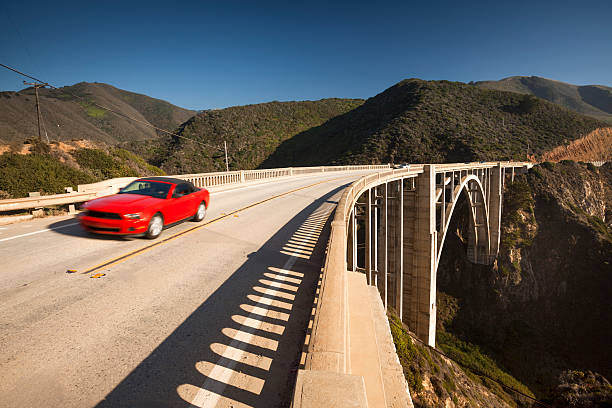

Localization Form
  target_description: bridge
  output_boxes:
[0,162,530,407]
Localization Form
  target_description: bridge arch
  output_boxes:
[436,174,491,269]
[298,161,532,407]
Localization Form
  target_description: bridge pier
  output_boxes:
[390,179,404,320]
[413,164,437,347]
[376,183,387,308]
[489,164,503,262]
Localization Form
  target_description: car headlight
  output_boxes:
[124,213,142,219]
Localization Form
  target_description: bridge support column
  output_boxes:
[414,165,437,347]
[488,163,503,262]
[365,189,372,285]
[372,188,379,288]
[347,207,356,272]
[376,183,388,308]
[401,180,417,333]
[394,179,404,320]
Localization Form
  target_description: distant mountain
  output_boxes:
[474,76,612,124]
[132,98,365,174]
[0,82,195,145]
[261,79,609,167]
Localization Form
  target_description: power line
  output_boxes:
[0,62,225,154]
[389,319,554,408]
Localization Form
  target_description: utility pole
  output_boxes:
[224,140,229,172]
[23,80,48,142]
[527,142,530,160]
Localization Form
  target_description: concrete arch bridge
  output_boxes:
[297,161,531,407]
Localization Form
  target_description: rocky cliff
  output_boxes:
[436,161,612,406]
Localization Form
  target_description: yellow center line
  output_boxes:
[78,175,350,275]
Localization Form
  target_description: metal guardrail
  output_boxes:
[0,165,390,212]
[0,191,100,212]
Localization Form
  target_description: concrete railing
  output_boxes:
[296,167,422,392]
[0,164,390,212]
[590,161,606,167]
[177,165,389,188]
[296,161,532,407]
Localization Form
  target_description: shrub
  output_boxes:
[0,153,95,197]
[388,315,423,392]
[436,331,535,399]
[73,148,139,179]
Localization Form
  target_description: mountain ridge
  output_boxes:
[261,78,609,168]
[474,76,612,123]
[0,82,195,145]
[129,98,365,174]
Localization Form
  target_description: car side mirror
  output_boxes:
[172,192,182,198]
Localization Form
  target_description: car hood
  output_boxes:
[85,194,162,213]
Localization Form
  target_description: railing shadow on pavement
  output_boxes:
[94,184,349,408]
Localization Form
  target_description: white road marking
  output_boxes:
[190,211,330,408]
[0,222,80,242]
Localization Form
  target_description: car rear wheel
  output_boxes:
[146,213,164,239]
[192,202,206,222]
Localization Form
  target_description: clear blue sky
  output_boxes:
[1,0,611,110]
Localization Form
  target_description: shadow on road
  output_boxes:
[48,217,142,241]
[95,184,346,408]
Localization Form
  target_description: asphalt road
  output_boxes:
[0,171,372,408]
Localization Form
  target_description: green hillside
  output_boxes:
[474,76,612,124]
[0,82,195,145]
[133,98,364,174]
[0,142,164,198]
[261,79,608,167]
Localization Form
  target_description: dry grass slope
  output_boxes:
[540,127,612,162]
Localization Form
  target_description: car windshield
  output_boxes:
[118,180,172,199]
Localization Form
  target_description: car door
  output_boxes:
[184,183,201,216]
[164,183,187,223]
[170,183,195,222]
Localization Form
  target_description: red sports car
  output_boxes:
[79,177,210,239]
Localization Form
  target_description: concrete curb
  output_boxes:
[0,214,34,225]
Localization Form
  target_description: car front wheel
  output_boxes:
[146,213,164,239]
[192,202,206,222]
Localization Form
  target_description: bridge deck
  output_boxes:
[0,171,373,407]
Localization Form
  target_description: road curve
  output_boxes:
[0,170,374,408]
